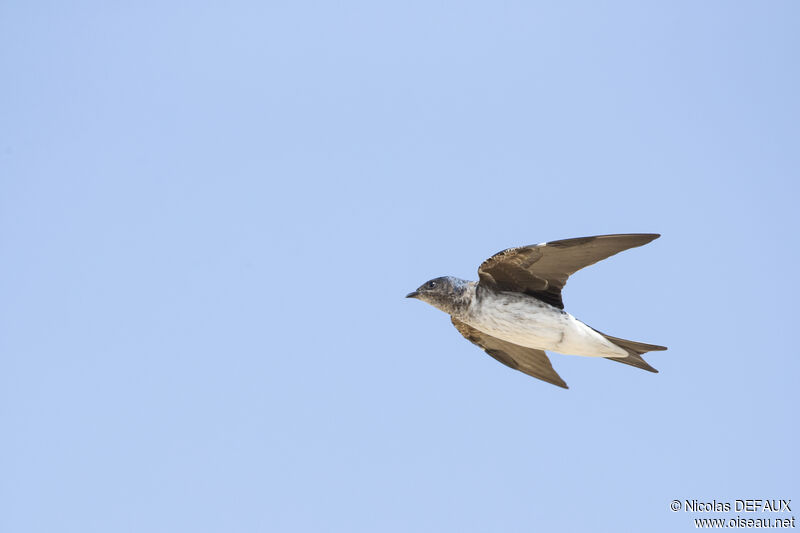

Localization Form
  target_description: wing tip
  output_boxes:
[597,232,660,242]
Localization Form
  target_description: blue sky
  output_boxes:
[1,2,798,532]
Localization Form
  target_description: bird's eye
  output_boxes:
[427,281,436,289]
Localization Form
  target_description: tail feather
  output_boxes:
[606,351,659,373]
[593,329,667,374]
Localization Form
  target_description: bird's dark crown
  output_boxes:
[406,276,471,315]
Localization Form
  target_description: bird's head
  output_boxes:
[406,276,469,315]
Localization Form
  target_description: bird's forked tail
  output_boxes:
[593,329,667,373]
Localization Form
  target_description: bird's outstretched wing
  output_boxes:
[451,318,568,389]
[478,233,659,309]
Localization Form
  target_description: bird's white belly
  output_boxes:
[466,294,628,358]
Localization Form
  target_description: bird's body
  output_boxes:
[457,284,628,358]
[407,233,667,388]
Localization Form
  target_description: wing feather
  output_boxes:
[478,233,659,309]
[451,318,568,389]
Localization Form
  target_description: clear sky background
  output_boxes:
[1,2,798,532]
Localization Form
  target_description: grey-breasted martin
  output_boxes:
[406,233,666,388]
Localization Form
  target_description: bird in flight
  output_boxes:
[406,234,666,388]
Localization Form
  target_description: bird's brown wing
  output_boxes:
[477,233,660,309]
[451,318,568,389]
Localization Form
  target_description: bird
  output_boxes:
[406,233,666,388]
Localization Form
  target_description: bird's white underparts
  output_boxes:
[458,283,628,358]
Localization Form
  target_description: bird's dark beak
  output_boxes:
[406,291,419,299]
